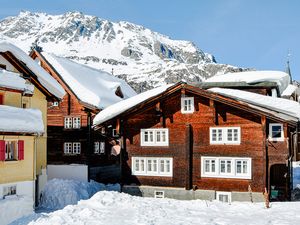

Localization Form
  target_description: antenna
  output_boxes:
[286,50,292,84]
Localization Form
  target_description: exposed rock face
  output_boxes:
[0,11,249,92]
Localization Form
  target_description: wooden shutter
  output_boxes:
[0,140,5,161]
[0,94,3,105]
[18,140,24,160]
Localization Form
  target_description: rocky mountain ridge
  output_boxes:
[0,11,247,92]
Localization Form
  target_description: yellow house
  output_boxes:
[0,41,64,220]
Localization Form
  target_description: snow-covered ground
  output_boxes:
[10,191,300,225]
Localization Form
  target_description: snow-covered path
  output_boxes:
[11,191,300,225]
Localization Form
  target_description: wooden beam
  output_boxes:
[185,123,192,190]
[261,116,269,194]
[116,118,120,134]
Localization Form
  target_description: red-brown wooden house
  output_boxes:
[30,48,136,182]
[93,82,300,202]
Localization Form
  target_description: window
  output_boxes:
[154,191,165,198]
[112,129,118,137]
[269,123,284,141]
[210,127,241,144]
[64,117,72,129]
[73,117,81,129]
[141,128,169,146]
[94,142,105,154]
[0,64,6,69]
[132,157,173,177]
[64,142,72,154]
[216,191,231,203]
[0,140,24,161]
[3,185,17,198]
[73,142,81,154]
[64,117,81,129]
[181,97,194,113]
[64,142,80,155]
[201,156,251,179]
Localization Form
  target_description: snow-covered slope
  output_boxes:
[0,11,247,92]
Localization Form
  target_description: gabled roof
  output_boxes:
[0,105,44,134]
[33,50,136,110]
[0,41,65,99]
[0,68,34,94]
[93,83,300,127]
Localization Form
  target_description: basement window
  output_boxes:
[216,191,231,204]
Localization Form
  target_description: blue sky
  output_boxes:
[1,0,299,81]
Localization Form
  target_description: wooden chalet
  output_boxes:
[93,82,300,202]
[30,48,136,182]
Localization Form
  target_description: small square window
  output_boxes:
[64,142,72,154]
[73,117,81,129]
[216,191,231,204]
[269,123,284,141]
[181,97,194,114]
[64,117,72,129]
[73,142,81,154]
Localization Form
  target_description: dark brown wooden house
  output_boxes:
[30,48,136,182]
[93,82,300,202]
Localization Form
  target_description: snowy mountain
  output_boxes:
[0,11,247,92]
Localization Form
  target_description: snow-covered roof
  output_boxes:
[41,52,137,109]
[209,88,300,121]
[0,41,65,99]
[281,84,298,97]
[93,84,174,125]
[0,68,34,94]
[205,71,290,95]
[0,105,44,134]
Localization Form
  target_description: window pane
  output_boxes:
[227,160,231,173]
[166,160,170,172]
[135,159,139,171]
[156,131,161,142]
[148,159,152,171]
[160,160,165,172]
[228,129,233,141]
[211,160,215,172]
[243,161,248,173]
[212,130,217,141]
[141,159,145,171]
[272,125,282,138]
[144,131,148,142]
[233,129,239,141]
[236,161,242,173]
[153,160,157,172]
[205,160,210,172]
[100,142,105,154]
[218,130,222,141]
[220,160,225,173]
[162,131,166,142]
[150,131,154,142]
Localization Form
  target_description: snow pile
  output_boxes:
[0,196,33,225]
[13,191,300,225]
[209,88,300,120]
[0,69,34,94]
[281,84,298,97]
[0,105,44,134]
[93,83,174,125]
[0,41,65,99]
[205,70,290,95]
[41,52,136,109]
[39,179,120,210]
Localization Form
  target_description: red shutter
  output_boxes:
[0,94,3,105]
[0,140,5,161]
[18,140,24,160]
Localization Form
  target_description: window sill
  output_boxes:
[4,160,19,164]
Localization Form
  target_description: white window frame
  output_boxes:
[73,142,81,154]
[64,142,72,154]
[132,157,173,177]
[154,190,165,198]
[100,142,105,154]
[269,123,284,141]
[181,97,194,114]
[210,127,241,144]
[112,129,118,137]
[94,142,100,154]
[72,117,81,129]
[5,140,18,161]
[216,191,232,203]
[201,156,251,179]
[64,117,72,129]
[140,128,169,146]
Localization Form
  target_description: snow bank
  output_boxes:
[14,191,300,225]
[39,179,120,210]
[0,105,44,134]
[209,88,300,120]
[0,69,34,94]
[41,52,136,109]
[93,83,174,126]
[0,41,65,99]
[205,70,290,95]
[0,196,33,225]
